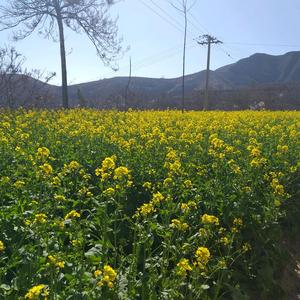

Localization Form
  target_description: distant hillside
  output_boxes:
[69,51,300,99]
[1,51,300,109]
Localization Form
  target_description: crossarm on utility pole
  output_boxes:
[197,35,222,111]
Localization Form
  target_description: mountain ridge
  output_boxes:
[1,50,300,109]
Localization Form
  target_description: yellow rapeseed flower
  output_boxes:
[176,258,192,277]
[37,147,50,159]
[34,213,47,224]
[97,265,117,288]
[71,239,81,247]
[48,255,65,269]
[102,157,116,171]
[242,243,252,253]
[277,145,288,154]
[181,201,197,212]
[68,161,80,170]
[250,148,261,157]
[54,194,66,202]
[51,176,61,186]
[142,181,152,190]
[39,163,53,175]
[113,166,130,180]
[219,237,229,245]
[151,192,165,204]
[0,240,5,252]
[233,218,243,227]
[195,246,211,269]
[64,210,80,220]
[94,269,102,277]
[13,180,25,188]
[163,177,173,187]
[183,180,192,188]
[25,284,49,299]
[170,219,189,231]
[136,203,156,217]
[103,187,115,196]
[201,214,219,226]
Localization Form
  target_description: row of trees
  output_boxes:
[0,0,123,108]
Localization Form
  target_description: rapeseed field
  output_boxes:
[0,110,299,299]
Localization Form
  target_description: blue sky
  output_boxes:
[0,0,300,85]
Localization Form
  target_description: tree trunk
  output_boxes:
[55,5,69,108]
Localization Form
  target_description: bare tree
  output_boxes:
[170,0,197,113]
[0,46,24,108]
[0,46,56,108]
[0,0,124,108]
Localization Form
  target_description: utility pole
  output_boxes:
[124,56,132,111]
[182,2,187,113]
[197,35,222,110]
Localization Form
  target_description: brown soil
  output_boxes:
[280,236,300,299]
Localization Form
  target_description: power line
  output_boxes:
[189,11,210,34]
[134,43,196,71]
[143,0,201,43]
[149,0,186,33]
[101,42,196,79]
[139,0,184,34]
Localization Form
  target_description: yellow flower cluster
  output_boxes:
[170,219,189,231]
[219,237,229,245]
[37,147,50,159]
[102,157,116,171]
[233,218,243,227]
[163,177,173,187]
[95,156,116,180]
[54,194,66,202]
[242,243,252,253]
[0,240,5,252]
[68,161,80,171]
[271,178,285,195]
[135,191,166,218]
[151,192,165,204]
[231,218,243,233]
[164,149,182,176]
[250,147,261,157]
[13,180,25,188]
[64,210,80,220]
[48,255,65,269]
[95,156,132,188]
[277,145,289,154]
[136,202,156,217]
[176,258,192,277]
[103,187,115,196]
[113,166,129,180]
[250,157,267,168]
[51,176,61,186]
[34,213,47,224]
[228,159,241,174]
[96,265,117,288]
[39,163,53,175]
[25,284,49,299]
[142,181,152,190]
[195,246,211,269]
[180,201,197,213]
[201,214,219,226]
[183,180,193,188]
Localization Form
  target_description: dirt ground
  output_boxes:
[280,235,300,299]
